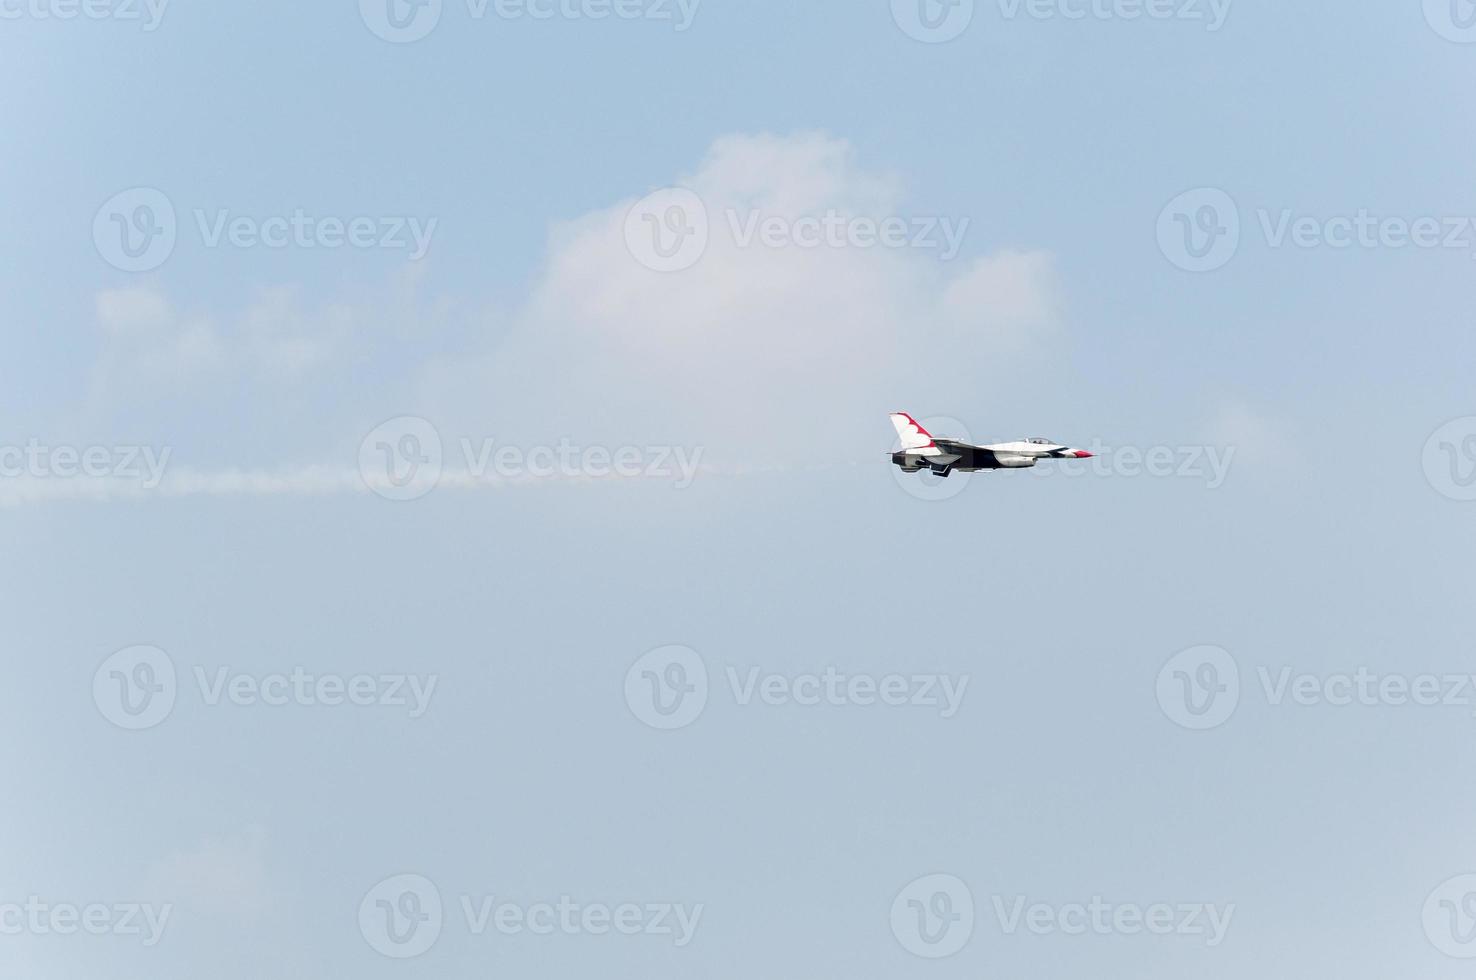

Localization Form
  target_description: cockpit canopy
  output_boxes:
[1025,437,1055,446]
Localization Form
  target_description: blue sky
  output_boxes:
[4,1,1476,977]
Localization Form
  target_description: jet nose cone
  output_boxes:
[1071,450,1094,458]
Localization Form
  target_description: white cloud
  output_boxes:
[236,286,353,377]
[92,282,385,391]
[937,249,1061,349]
[96,285,173,336]
[422,132,1064,459]
[95,285,226,381]
[140,827,271,928]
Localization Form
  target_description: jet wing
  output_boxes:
[932,439,978,453]
[932,439,987,465]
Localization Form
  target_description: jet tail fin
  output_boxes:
[889,412,936,450]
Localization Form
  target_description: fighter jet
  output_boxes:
[889,412,1094,478]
